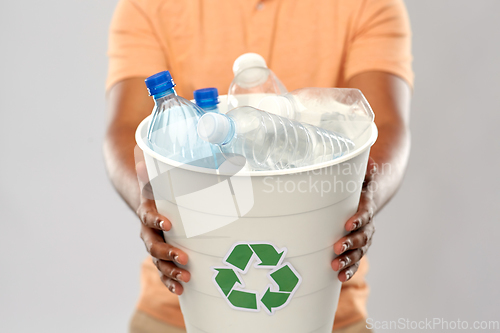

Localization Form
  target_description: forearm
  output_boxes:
[103,78,153,212]
[103,125,141,211]
[369,121,411,213]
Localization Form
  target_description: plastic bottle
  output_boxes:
[227,53,287,111]
[197,106,354,171]
[145,71,219,168]
[257,88,374,142]
[194,87,220,113]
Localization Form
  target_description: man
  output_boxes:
[103,0,413,332]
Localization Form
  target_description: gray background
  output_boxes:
[1,0,499,332]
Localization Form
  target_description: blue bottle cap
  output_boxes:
[145,71,176,96]
[194,88,219,108]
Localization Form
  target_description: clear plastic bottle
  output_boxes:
[197,106,354,171]
[227,53,287,111]
[258,88,374,142]
[145,71,218,168]
[194,87,220,113]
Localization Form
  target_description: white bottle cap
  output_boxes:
[258,95,295,119]
[232,53,268,75]
[232,53,270,89]
[197,113,231,144]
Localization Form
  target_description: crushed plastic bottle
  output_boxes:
[258,88,374,142]
[145,71,219,168]
[227,53,287,111]
[197,106,354,171]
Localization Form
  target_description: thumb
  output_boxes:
[136,160,149,185]
[365,157,377,182]
[134,145,156,200]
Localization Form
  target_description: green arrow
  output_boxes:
[250,244,284,266]
[226,244,254,271]
[260,287,290,312]
[270,264,299,292]
[227,290,258,310]
[214,268,241,296]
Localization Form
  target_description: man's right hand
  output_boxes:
[135,159,191,296]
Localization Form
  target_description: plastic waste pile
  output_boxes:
[197,107,354,171]
[258,87,374,142]
[145,53,374,172]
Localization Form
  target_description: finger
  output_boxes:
[136,199,171,231]
[152,258,191,283]
[334,224,375,255]
[331,241,371,272]
[140,225,189,265]
[344,194,376,232]
[338,261,360,282]
[160,274,185,295]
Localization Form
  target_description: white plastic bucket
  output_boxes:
[135,95,378,333]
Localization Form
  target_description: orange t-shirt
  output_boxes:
[106,0,413,330]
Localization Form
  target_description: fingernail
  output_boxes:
[175,273,182,281]
[159,221,165,230]
[338,256,352,270]
[344,270,352,281]
[340,243,348,254]
[173,255,180,264]
[170,284,176,294]
[351,221,360,231]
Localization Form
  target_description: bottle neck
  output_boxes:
[153,88,176,102]
[201,104,220,113]
[221,117,236,145]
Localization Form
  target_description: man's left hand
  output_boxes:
[331,157,378,282]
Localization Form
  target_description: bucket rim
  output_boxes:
[135,115,378,177]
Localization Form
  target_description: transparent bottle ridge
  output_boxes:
[257,87,375,142]
[197,106,355,171]
[227,53,287,111]
[194,87,220,113]
[193,87,226,166]
[145,71,219,168]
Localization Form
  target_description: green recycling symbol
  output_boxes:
[211,242,302,315]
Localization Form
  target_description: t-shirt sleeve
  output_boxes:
[344,0,414,87]
[106,0,167,91]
